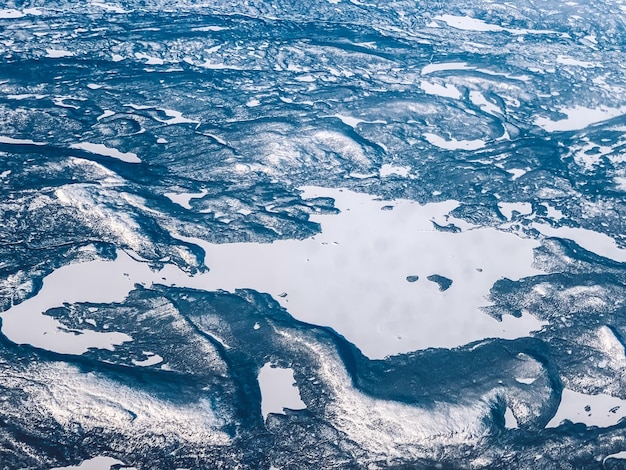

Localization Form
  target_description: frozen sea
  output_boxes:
[1,0,626,468]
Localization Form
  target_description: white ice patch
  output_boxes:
[53,97,80,109]
[507,169,527,180]
[515,377,537,385]
[258,363,306,420]
[6,93,45,100]
[469,91,502,115]
[543,204,564,221]
[96,110,115,121]
[46,48,74,58]
[422,62,474,75]
[191,25,229,32]
[434,14,559,35]
[332,114,387,128]
[604,452,626,463]
[535,106,626,132]
[498,202,532,220]
[556,56,599,68]
[134,52,163,65]
[547,389,626,428]
[164,189,209,210]
[0,136,45,146]
[504,406,519,429]
[197,60,243,70]
[132,353,164,367]
[424,132,486,151]
[51,456,124,470]
[420,81,462,100]
[434,14,504,32]
[0,9,25,18]
[572,140,614,170]
[70,142,141,163]
[379,164,410,178]
[125,103,198,125]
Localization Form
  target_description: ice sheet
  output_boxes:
[535,106,626,132]
[0,136,46,145]
[424,132,486,151]
[70,142,141,163]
